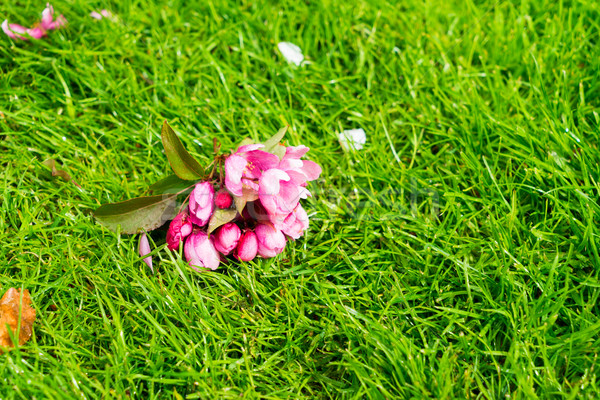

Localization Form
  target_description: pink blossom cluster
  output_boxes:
[164,143,321,271]
[2,3,66,40]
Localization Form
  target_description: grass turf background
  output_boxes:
[1,0,600,398]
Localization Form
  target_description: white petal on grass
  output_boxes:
[338,128,367,151]
[90,10,116,21]
[278,42,304,66]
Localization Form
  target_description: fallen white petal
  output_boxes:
[278,42,304,66]
[338,128,367,151]
[90,10,116,21]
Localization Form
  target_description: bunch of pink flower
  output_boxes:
[164,143,321,271]
[2,3,66,40]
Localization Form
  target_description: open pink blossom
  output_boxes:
[255,224,286,258]
[188,182,214,227]
[235,231,258,261]
[138,233,153,272]
[213,223,241,255]
[281,204,309,239]
[40,4,66,30]
[2,3,66,41]
[258,168,308,227]
[224,144,279,197]
[184,231,220,271]
[278,146,322,184]
[166,212,193,251]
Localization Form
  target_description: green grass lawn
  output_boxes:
[1,0,600,398]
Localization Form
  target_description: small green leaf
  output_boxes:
[94,194,179,234]
[233,187,259,215]
[161,121,205,180]
[148,174,195,195]
[207,208,238,233]
[237,137,254,148]
[270,144,286,159]
[262,126,288,153]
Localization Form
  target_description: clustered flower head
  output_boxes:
[165,141,321,271]
[2,3,66,40]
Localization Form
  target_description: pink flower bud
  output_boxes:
[255,224,286,258]
[215,189,233,209]
[166,212,193,250]
[189,182,215,227]
[213,222,241,255]
[235,231,258,261]
[138,233,153,272]
[184,231,220,271]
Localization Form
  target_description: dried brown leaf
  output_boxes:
[42,159,82,189]
[0,288,36,353]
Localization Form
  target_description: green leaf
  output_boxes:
[148,174,195,195]
[233,187,259,215]
[94,194,179,234]
[161,121,205,180]
[207,208,238,233]
[262,126,288,153]
[270,144,286,159]
[237,137,254,148]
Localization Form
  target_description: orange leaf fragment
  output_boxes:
[0,288,36,353]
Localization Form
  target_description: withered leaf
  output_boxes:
[42,159,82,189]
[0,288,36,353]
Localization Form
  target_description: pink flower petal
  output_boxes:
[235,231,258,261]
[259,169,290,196]
[40,4,54,29]
[90,11,103,20]
[27,27,46,39]
[244,150,280,171]
[299,160,322,181]
[224,154,248,196]
[285,145,310,159]
[255,224,286,258]
[184,231,220,271]
[236,144,264,154]
[2,20,29,40]
[241,178,260,192]
[54,15,67,28]
[138,233,153,272]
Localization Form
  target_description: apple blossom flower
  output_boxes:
[2,3,66,41]
[213,222,241,255]
[166,212,193,251]
[258,169,308,227]
[224,144,279,197]
[235,231,258,261]
[184,231,220,271]
[215,189,233,209]
[188,182,214,226]
[40,3,66,30]
[281,204,309,240]
[138,233,153,272]
[277,42,304,66]
[279,145,322,184]
[255,224,286,258]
